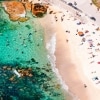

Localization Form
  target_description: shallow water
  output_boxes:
[0,3,67,100]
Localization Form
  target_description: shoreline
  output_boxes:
[38,5,78,100]
[38,8,74,100]
[39,2,100,100]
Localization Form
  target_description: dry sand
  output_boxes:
[39,3,100,100]
[54,12,89,100]
[53,5,100,100]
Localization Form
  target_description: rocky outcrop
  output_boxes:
[2,1,26,21]
[92,0,100,8]
[31,3,48,17]
[2,1,48,21]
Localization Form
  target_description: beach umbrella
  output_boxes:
[77,31,84,36]
[97,62,100,64]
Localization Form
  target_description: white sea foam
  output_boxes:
[46,29,79,100]
[18,11,26,17]
[46,34,69,91]
[2,3,7,10]
[13,69,21,77]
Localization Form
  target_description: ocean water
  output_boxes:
[0,3,67,100]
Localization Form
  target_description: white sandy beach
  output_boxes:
[38,1,100,100]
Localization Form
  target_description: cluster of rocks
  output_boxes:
[2,0,48,21]
[2,1,26,21]
[31,3,48,17]
[2,66,33,82]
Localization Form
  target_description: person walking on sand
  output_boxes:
[97,7,100,11]
[74,1,77,6]
[84,84,87,88]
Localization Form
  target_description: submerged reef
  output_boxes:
[0,3,66,100]
[0,64,65,100]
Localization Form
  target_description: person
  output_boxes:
[84,84,87,88]
[90,3,92,5]
[66,39,68,42]
[97,7,100,11]
[74,1,77,6]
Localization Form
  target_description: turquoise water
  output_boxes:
[0,3,67,100]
